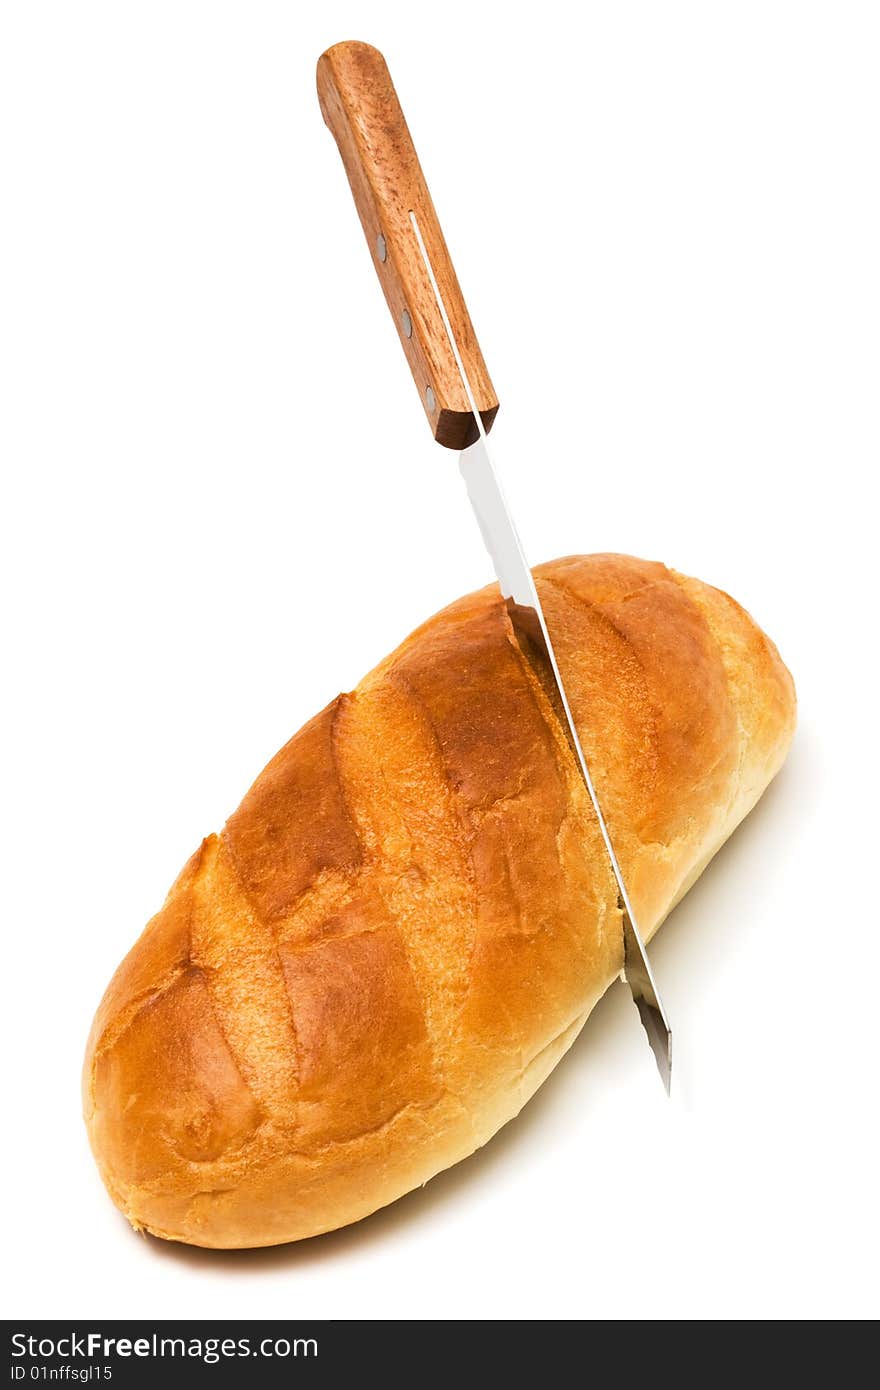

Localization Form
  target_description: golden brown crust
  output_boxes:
[224,700,363,920]
[83,554,796,1247]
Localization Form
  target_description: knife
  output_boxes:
[317,40,673,1090]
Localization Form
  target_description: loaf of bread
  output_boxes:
[83,553,795,1247]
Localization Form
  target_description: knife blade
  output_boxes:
[410,212,673,1092]
[317,39,672,1089]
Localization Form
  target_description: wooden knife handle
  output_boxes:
[317,40,499,450]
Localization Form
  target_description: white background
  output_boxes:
[2,1,878,1321]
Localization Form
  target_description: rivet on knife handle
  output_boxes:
[316,40,499,449]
